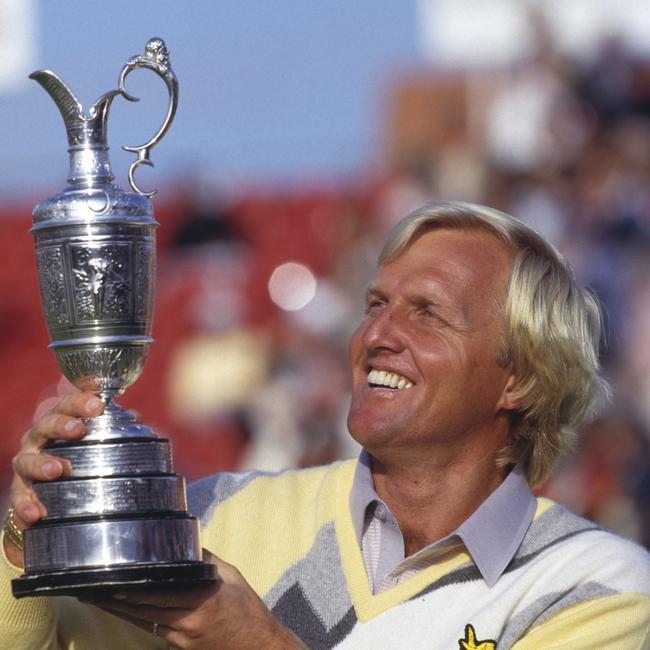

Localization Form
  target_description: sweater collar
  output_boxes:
[349,450,537,587]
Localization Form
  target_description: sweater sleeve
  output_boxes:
[0,532,166,649]
[0,532,60,650]
[511,592,650,650]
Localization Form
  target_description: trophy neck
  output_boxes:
[67,144,115,186]
[65,88,119,187]
[83,394,158,441]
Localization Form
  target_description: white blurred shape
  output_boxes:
[268,262,316,311]
[168,331,270,421]
[547,0,650,60]
[0,0,36,91]
[485,68,564,171]
[418,0,529,68]
[418,0,650,68]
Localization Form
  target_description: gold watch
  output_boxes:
[3,506,24,551]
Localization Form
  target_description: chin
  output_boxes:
[347,414,399,450]
[347,416,373,447]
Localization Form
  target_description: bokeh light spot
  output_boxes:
[268,262,316,311]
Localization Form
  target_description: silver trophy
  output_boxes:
[12,38,216,597]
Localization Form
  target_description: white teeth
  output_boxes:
[368,369,413,390]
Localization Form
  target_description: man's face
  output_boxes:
[347,227,517,460]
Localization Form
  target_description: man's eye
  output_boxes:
[419,306,441,321]
[365,300,385,314]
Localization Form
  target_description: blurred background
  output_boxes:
[1,0,650,547]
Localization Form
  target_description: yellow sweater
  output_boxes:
[1,460,649,649]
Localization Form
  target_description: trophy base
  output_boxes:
[12,561,217,598]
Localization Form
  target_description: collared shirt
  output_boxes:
[349,450,537,594]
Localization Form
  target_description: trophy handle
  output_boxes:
[118,37,179,197]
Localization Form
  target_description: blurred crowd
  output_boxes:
[1,15,650,548]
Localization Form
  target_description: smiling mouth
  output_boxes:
[367,369,413,390]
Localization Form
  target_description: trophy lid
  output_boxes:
[30,38,178,230]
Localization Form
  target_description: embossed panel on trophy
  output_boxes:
[135,241,155,323]
[70,243,132,323]
[35,245,71,329]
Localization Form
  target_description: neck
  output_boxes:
[369,446,508,557]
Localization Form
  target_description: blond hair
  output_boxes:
[379,202,608,486]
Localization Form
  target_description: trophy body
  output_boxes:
[12,39,216,597]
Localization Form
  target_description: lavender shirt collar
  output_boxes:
[349,450,537,587]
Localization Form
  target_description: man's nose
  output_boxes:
[362,306,404,352]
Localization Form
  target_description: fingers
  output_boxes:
[11,447,73,523]
[110,579,222,610]
[12,451,70,482]
[10,480,43,524]
[86,596,216,649]
[10,392,104,524]
[56,392,104,419]
[24,413,82,450]
[32,396,65,423]
[88,597,188,627]
[23,393,103,450]
[90,604,187,650]
[81,604,172,642]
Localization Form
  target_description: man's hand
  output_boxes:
[83,550,306,650]
[5,391,103,567]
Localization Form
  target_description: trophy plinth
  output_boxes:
[12,38,216,598]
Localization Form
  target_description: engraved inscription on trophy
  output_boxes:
[71,244,130,322]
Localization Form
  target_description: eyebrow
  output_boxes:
[365,283,445,311]
[365,284,386,302]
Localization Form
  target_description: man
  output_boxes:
[2,202,649,649]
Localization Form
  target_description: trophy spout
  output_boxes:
[30,70,120,185]
[29,71,84,138]
[29,70,121,148]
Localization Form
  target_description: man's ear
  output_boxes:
[496,374,520,412]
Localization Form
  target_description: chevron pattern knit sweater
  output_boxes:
[1,459,649,649]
